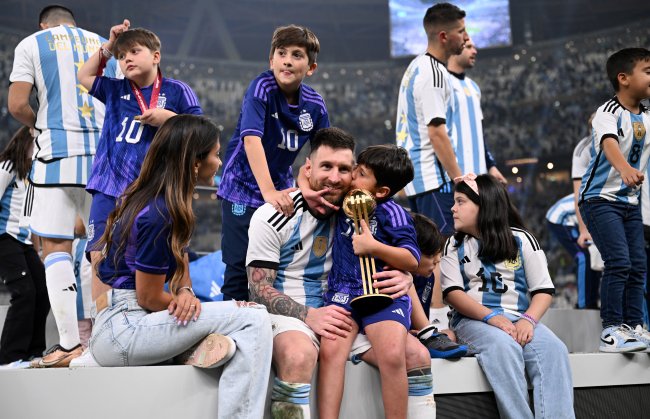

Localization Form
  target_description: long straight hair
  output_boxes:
[0,126,33,180]
[97,115,219,294]
[454,174,526,262]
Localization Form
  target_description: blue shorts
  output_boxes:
[86,192,117,255]
[408,183,454,237]
[325,292,412,332]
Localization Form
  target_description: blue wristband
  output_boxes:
[482,310,500,323]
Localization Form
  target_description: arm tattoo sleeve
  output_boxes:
[247,266,309,321]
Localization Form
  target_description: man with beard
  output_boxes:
[247,127,434,418]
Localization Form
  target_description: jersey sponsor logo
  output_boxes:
[391,308,405,318]
[9,181,18,189]
[460,255,471,264]
[121,94,131,101]
[209,280,221,298]
[157,95,167,109]
[312,236,328,258]
[633,122,646,141]
[504,255,521,270]
[232,203,247,216]
[299,112,313,131]
[87,222,95,241]
[600,336,615,345]
[332,292,349,304]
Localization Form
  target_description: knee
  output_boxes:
[406,340,431,369]
[275,348,317,382]
[376,344,406,371]
[480,335,522,363]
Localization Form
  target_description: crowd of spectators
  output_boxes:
[2,20,649,307]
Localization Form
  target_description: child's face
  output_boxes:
[415,253,441,278]
[196,140,221,186]
[117,43,160,85]
[451,192,479,236]
[351,164,379,195]
[269,45,316,93]
[623,59,650,100]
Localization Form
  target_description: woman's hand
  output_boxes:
[514,319,534,346]
[168,288,201,325]
[487,314,516,338]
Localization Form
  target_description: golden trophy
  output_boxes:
[342,189,393,316]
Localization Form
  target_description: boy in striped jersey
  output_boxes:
[8,5,118,367]
[78,21,202,290]
[220,25,329,301]
[579,48,650,352]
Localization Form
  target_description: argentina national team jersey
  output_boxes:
[571,136,592,180]
[545,194,578,227]
[396,53,454,196]
[580,98,650,205]
[327,199,420,299]
[441,228,555,318]
[448,72,487,175]
[87,76,202,198]
[246,191,335,308]
[219,70,329,208]
[0,161,31,244]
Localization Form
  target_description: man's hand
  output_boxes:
[372,267,413,299]
[135,108,176,127]
[304,305,354,340]
[488,166,508,184]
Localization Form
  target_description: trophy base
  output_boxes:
[351,294,394,317]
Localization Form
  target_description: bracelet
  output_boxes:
[482,310,500,323]
[178,286,195,297]
[521,313,538,327]
[100,44,113,58]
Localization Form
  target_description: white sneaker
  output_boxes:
[631,325,650,353]
[599,325,646,353]
[0,360,31,369]
[69,348,100,368]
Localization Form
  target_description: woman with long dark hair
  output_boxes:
[90,115,272,418]
[0,126,49,367]
[441,174,574,419]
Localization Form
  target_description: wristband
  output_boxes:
[482,310,500,323]
[100,44,113,58]
[178,286,195,297]
[521,313,538,327]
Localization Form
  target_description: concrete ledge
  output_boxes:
[1,353,649,419]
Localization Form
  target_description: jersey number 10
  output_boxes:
[278,128,300,151]
[116,117,144,144]
[476,267,508,294]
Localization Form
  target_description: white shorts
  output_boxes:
[29,186,90,239]
[270,313,372,358]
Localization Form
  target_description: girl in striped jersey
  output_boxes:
[441,174,574,419]
[0,127,49,367]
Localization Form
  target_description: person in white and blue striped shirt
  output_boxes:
[0,127,49,367]
[7,5,117,367]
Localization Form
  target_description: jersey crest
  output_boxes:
[634,122,646,141]
[504,255,522,271]
[312,235,328,257]
[299,112,314,131]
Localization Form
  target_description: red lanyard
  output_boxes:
[130,68,162,113]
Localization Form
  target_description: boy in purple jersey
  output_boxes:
[77,20,201,298]
[318,145,419,419]
[218,25,328,300]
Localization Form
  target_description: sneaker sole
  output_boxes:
[428,346,468,359]
[599,344,647,353]
[33,349,83,368]
[183,334,236,368]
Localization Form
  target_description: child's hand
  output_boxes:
[487,314,517,338]
[136,108,176,127]
[352,219,376,255]
[620,165,644,187]
[514,319,534,347]
[108,19,130,45]
[301,185,339,215]
[264,188,297,216]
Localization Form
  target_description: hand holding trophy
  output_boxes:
[342,189,393,316]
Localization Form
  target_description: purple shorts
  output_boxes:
[325,292,412,332]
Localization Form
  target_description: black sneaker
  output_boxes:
[417,326,468,359]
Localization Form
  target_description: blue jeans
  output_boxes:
[90,289,273,419]
[455,316,574,419]
[580,199,647,328]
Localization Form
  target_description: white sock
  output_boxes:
[429,306,451,330]
[407,368,436,418]
[44,252,80,349]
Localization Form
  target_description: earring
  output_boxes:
[194,168,198,183]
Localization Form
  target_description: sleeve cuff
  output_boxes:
[599,133,618,145]
[530,288,555,296]
[442,286,464,299]
[247,260,280,271]
[428,117,446,127]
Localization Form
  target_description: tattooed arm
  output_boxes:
[247,265,354,340]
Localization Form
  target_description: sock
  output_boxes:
[271,377,311,419]
[416,324,439,340]
[407,367,436,419]
[44,252,80,350]
[429,306,451,330]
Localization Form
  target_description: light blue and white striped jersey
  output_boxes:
[448,72,487,175]
[580,98,650,205]
[246,191,335,308]
[441,228,555,315]
[571,136,592,180]
[0,161,31,244]
[10,25,118,186]
[545,194,578,226]
[396,53,454,196]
